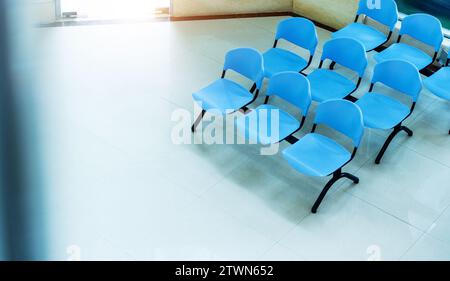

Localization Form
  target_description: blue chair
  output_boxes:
[236,72,311,144]
[374,14,444,71]
[333,0,398,51]
[282,99,364,213]
[424,58,450,134]
[191,48,264,132]
[308,38,368,102]
[356,60,422,164]
[263,17,318,78]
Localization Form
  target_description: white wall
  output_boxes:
[171,0,293,17]
[30,0,56,24]
[293,0,358,29]
[171,0,357,30]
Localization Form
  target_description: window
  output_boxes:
[396,0,450,30]
[58,0,170,20]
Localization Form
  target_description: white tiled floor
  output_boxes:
[35,16,450,261]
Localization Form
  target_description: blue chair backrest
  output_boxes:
[400,13,444,52]
[357,0,398,30]
[224,48,264,89]
[321,38,368,77]
[275,17,318,55]
[267,71,311,115]
[372,60,422,102]
[314,99,364,147]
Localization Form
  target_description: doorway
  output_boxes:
[57,0,170,20]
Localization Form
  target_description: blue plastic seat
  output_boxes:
[308,69,357,102]
[356,60,422,164]
[193,79,253,113]
[424,64,450,101]
[374,14,444,70]
[236,72,311,144]
[356,93,410,130]
[283,133,351,177]
[424,59,450,134]
[263,17,318,78]
[191,48,264,132]
[282,99,364,213]
[374,43,433,70]
[333,0,398,51]
[333,24,387,51]
[308,38,368,102]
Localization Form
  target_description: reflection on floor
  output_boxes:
[35,17,450,261]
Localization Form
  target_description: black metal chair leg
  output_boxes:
[311,170,360,214]
[191,110,206,133]
[311,175,339,214]
[375,127,400,164]
[249,83,257,94]
[239,106,251,115]
[341,173,359,184]
[329,61,336,70]
[400,126,413,137]
[375,125,414,164]
[374,127,397,164]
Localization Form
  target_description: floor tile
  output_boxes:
[102,197,276,260]
[278,191,422,261]
[259,243,306,261]
[401,234,450,261]
[426,205,450,245]
[348,144,450,231]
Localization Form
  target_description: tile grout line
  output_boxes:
[197,154,311,246]
[349,191,426,233]
[398,232,426,261]
[403,144,450,169]
[422,203,450,245]
[341,154,426,232]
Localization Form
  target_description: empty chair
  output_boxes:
[263,17,318,78]
[191,48,264,132]
[356,60,422,164]
[282,99,364,213]
[424,58,450,134]
[333,0,398,51]
[307,38,368,102]
[236,72,311,144]
[374,13,444,71]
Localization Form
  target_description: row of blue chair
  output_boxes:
[191,46,427,213]
[334,0,444,72]
[191,17,367,123]
[190,7,449,213]
[192,4,447,127]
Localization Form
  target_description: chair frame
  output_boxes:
[367,82,417,164]
[309,123,360,213]
[191,70,260,133]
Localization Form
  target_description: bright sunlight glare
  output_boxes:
[61,0,169,19]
